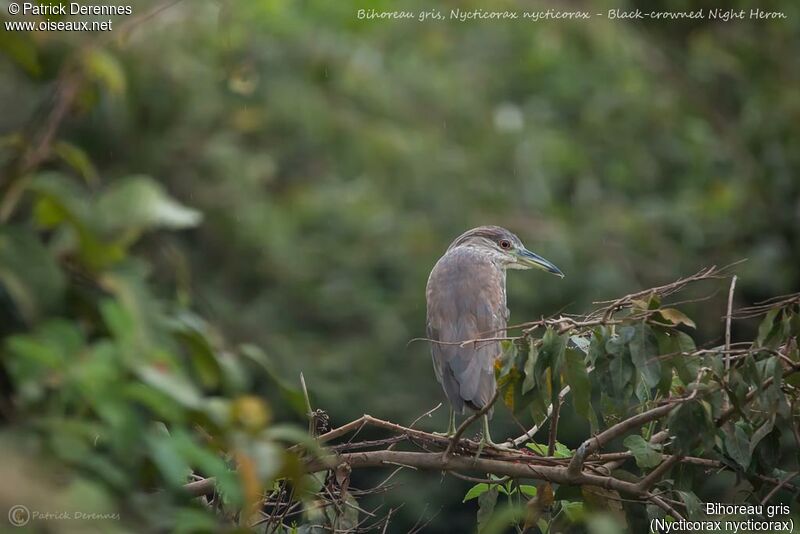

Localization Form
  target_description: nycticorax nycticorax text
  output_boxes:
[426,226,563,445]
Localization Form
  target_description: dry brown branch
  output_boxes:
[759,471,799,506]
[637,455,682,491]
[590,265,726,321]
[734,292,800,319]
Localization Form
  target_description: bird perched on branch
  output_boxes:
[426,226,563,446]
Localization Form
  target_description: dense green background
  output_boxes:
[1,0,799,531]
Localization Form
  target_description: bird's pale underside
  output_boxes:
[426,226,563,424]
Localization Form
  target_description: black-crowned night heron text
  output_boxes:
[426,226,563,446]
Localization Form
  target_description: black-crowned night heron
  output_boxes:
[426,226,563,445]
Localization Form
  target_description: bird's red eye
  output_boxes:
[499,240,511,249]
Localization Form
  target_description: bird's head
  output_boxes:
[448,225,564,277]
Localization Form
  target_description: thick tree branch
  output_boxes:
[637,455,681,491]
[568,400,684,475]
[304,450,684,520]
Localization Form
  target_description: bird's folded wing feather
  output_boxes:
[426,248,506,414]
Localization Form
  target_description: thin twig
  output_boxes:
[300,372,315,436]
[721,275,738,414]
[546,395,563,457]
[408,403,442,429]
[759,471,798,506]
[449,472,511,485]
[725,275,738,368]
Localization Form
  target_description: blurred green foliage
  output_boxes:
[1,0,799,531]
[0,166,314,530]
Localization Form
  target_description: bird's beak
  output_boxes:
[516,248,564,277]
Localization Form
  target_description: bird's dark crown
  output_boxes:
[447,226,522,251]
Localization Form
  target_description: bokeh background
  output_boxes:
[1,0,799,531]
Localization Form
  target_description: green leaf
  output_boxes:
[497,339,517,378]
[519,485,538,498]
[528,389,549,424]
[609,353,633,393]
[522,341,538,395]
[749,415,776,455]
[101,267,164,353]
[0,31,41,76]
[172,509,219,534]
[656,358,673,396]
[756,309,779,347]
[677,491,701,520]
[539,327,568,402]
[586,514,626,534]
[82,49,126,95]
[723,423,751,469]
[554,442,573,458]
[30,172,125,268]
[588,327,609,366]
[136,365,203,409]
[476,485,498,532]
[668,400,714,453]
[332,493,360,531]
[608,326,635,354]
[6,320,85,402]
[657,330,698,385]
[124,383,184,422]
[54,141,99,186]
[239,344,306,415]
[0,226,65,323]
[629,322,661,388]
[171,313,222,390]
[526,441,572,458]
[540,328,568,370]
[464,483,490,502]
[479,504,527,534]
[97,176,202,236]
[526,442,548,455]
[564,348,594,429]
[753,427,782,472]
[146,430,192,489]
[30,171,93,227]
[561,501,585,523]
[622,435,662,469]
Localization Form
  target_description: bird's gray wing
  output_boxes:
[426,248,506,416]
